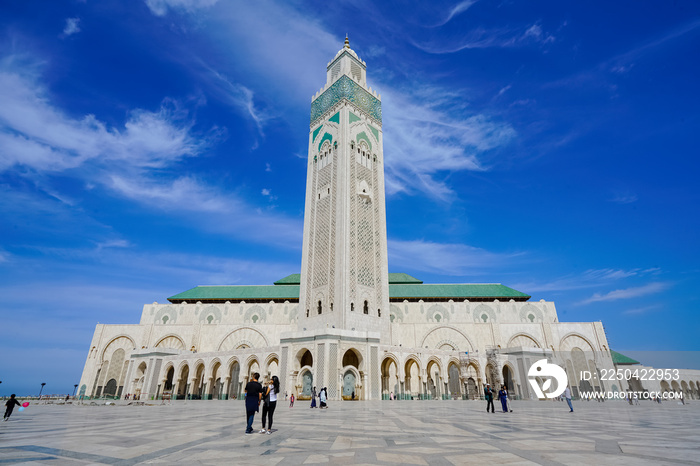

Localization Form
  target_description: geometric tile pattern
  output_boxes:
[1,400,698,465]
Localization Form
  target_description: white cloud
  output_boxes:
[388,239,524,276]
[610,192,638,204]
[578,282,671,305]
[512,267,661,293]
[261,188,271,196]
[265,163,271,172]
[62,18,81,37]
[429,1,477,27]
[144,0,219,16]
[382,86,515,199]
[0,55,302,248]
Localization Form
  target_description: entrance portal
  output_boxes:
[343,370,356,399]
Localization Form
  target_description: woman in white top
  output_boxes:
[260,376,280,434]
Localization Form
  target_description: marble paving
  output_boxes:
[0,399,698,465]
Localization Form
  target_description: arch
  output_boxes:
[426,358,442,399]
[404,356,422,399]
[502,363,516,392]
[381,355,400,399]
[207,358,223,379]
[176,363,190,399]
[473,304,496,323]
[104,379,118,397]
[342,348,362,369]
[507,333,542,349]
[228,360,241,399]
[155,334,186,350]
[297,348,313,369]
[448,361,461,399]
[518,303,544,323]
[299,367,313,397]
[342,366,361,400]
[154,306,178,325]
[163,365,175,392]
[420,326,475,352]
[199,305,222,324]
[218,327,269,351]
[559,333,596,353]
[191,362,206,398]
[100,335,135,362]
[426,304,449,323]
[243,305,266,324]
[389,304,404,323]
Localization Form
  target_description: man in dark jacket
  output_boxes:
[484,384,494,413]
[4,394,21,421]
[244,373,263,434]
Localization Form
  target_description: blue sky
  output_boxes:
[1,0,699,396]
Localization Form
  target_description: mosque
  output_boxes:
[78,39,698,402]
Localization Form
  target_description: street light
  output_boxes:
[39,382,46,399]
[73,384,78,397]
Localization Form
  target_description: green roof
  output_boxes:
[611,350,640,365]
[168,279,529,303]
[169,285,300,302]
[388,273,423,284]
[274,274,301,285]
[389,283,529,300]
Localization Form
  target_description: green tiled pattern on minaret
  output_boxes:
[329,112,340,124]
[369,125,379,142]
[310,75,382,125]
[349,112,361,123]
[356,131,372,150]
[312,125,323,141]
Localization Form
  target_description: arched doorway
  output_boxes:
[301,370,313,397]
[502,365,515,392]
[192,364,205,399]
[404,358,420,400]
[177,364,189,400]
[134,362,147,399]
[448,363,461,399]
[381,357,399,400]
[229,361,240,399]
[343,370,357,399]
[104,379,117,398]
[426,360,440,400]
[210,361,222,400]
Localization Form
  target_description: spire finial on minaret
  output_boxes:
[344,34,350,48]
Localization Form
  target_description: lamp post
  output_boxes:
[39,382,46,400]
[73,384,78,397]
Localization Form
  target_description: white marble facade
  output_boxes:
[79,39,698,404]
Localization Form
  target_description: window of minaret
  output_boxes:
[378,309,381,317]
[351,302,354,312]
[330,303,333,311]
[363,300,369,315]
[317,300,322,315]
[306,309,309,317]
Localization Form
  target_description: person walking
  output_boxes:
[4,395,21,421]
[260,376,279,434]
[244,372,263,434]
[310,386,317,408]
[498,385,509,413]
[484,384,495,413]
[564,386,573,412]
[319,387,327,408]
[289,393,295,407]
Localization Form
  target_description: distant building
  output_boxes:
[79,39,696,402]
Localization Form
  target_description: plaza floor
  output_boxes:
[0,399,698,465]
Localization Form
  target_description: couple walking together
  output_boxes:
[310,387,328,409]
[244,373,280,434]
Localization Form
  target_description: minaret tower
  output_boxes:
[299,37,390,339]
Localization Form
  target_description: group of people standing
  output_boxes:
[244,373,279,435]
